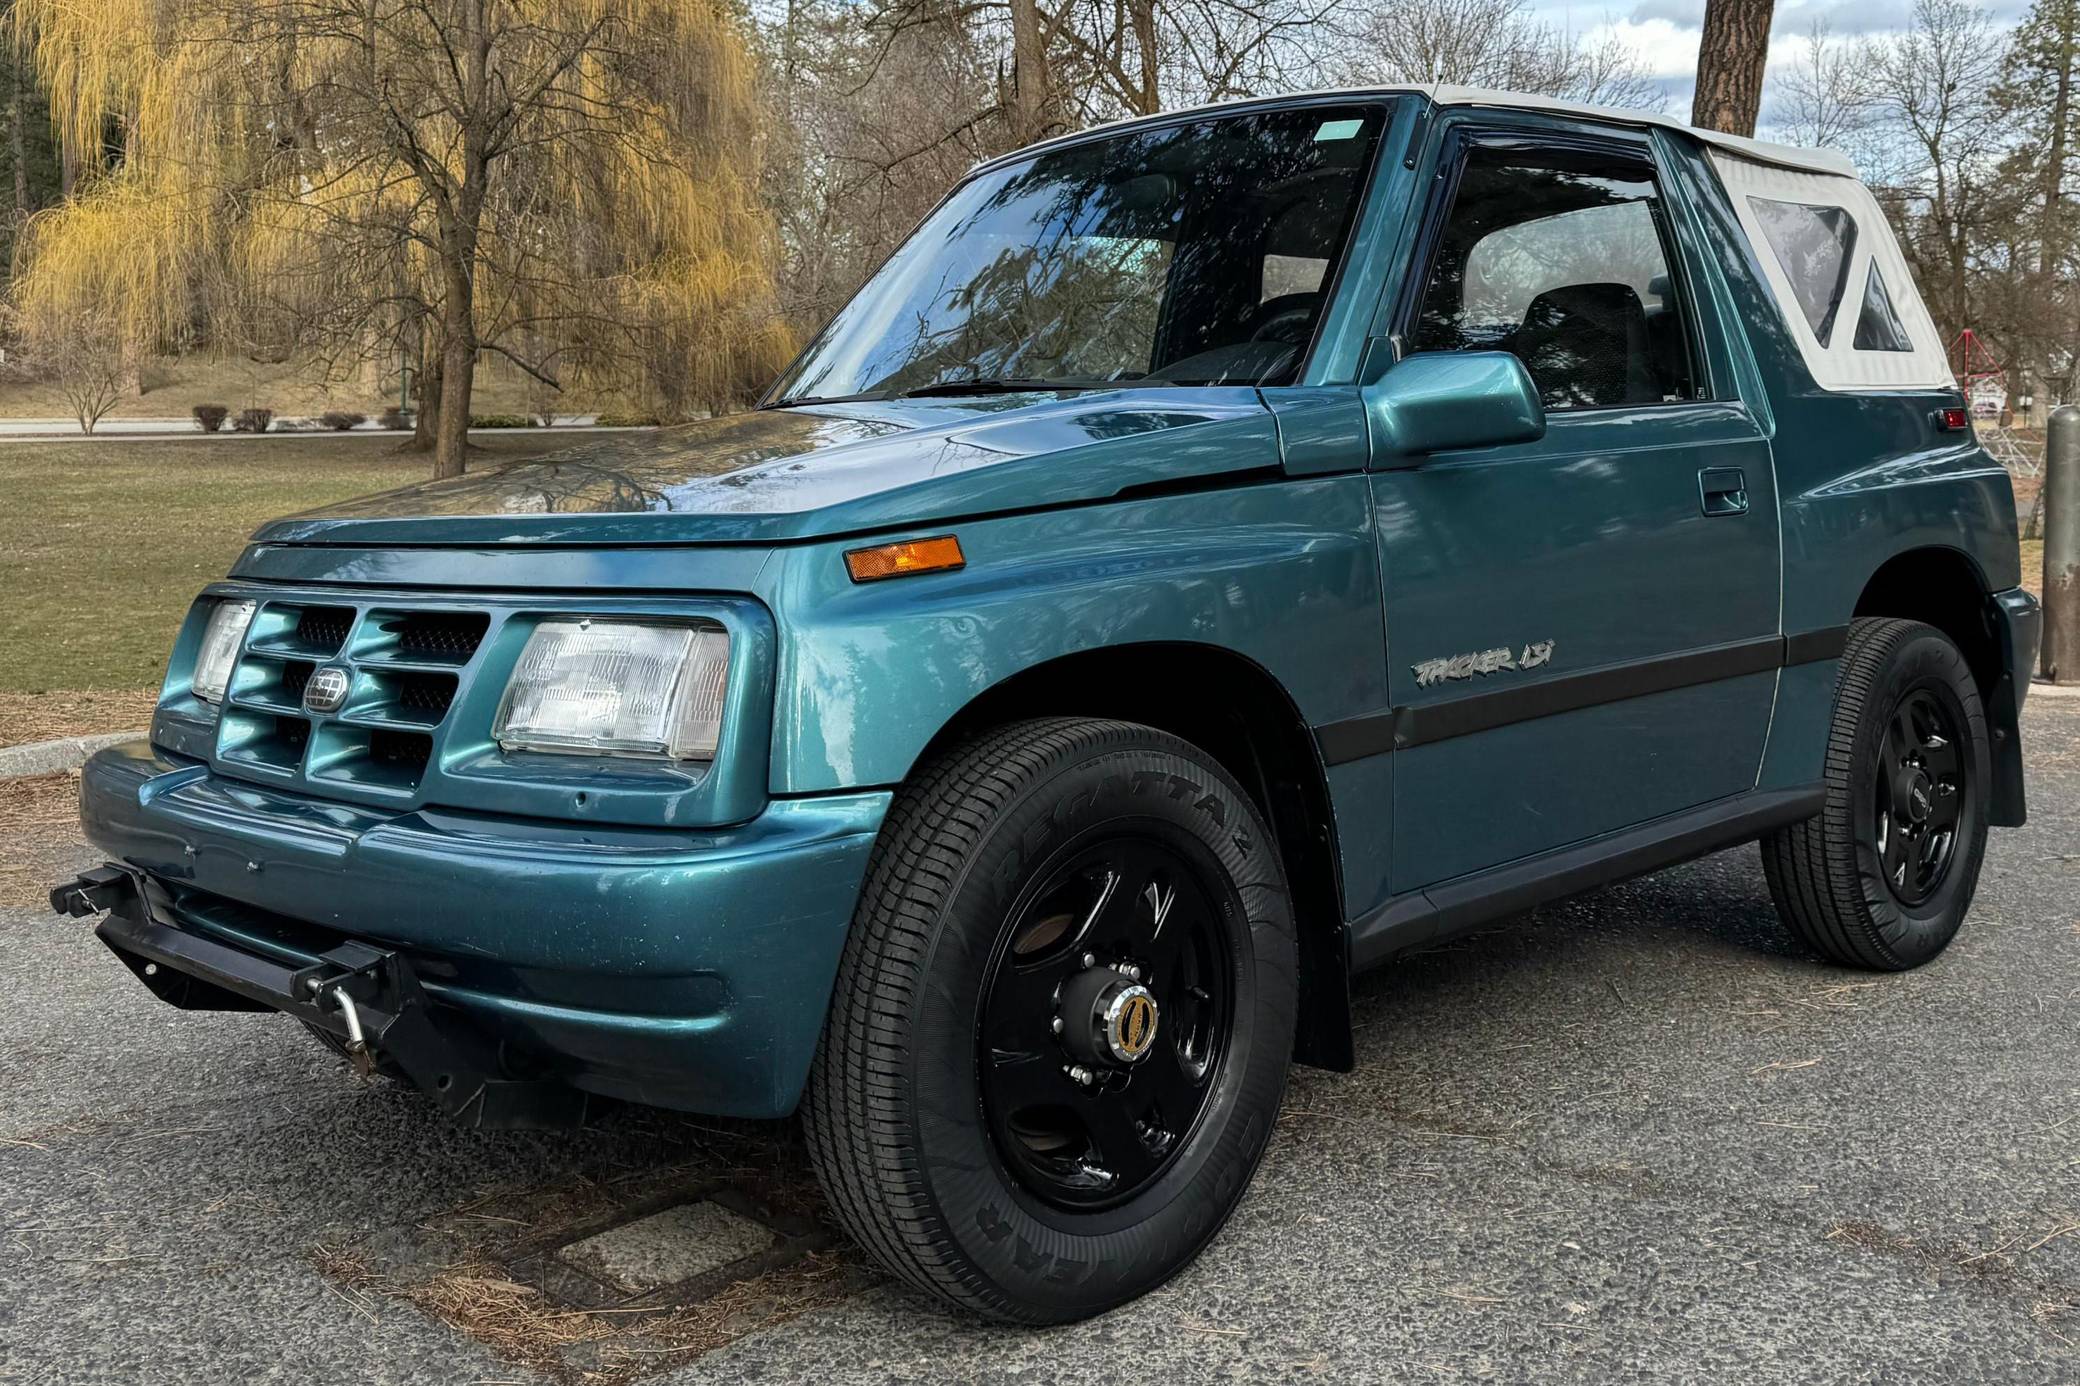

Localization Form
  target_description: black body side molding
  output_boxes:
[1344,785,1823,974]
[1315,628,1851,766]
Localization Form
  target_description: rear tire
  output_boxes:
[803,718,1296,1323]
[1762,618,1990,970]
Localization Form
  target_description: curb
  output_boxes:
[0,731,141,781]
[2030,679,2080,700]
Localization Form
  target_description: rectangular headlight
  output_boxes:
[191,599,256,705]
[494,620,731,760]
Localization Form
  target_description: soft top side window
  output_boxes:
[1746,198,1857,346]
[1409,144,1698,412]
[1853,262,1914,353]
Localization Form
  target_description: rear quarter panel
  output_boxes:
[1664,135,2021,789]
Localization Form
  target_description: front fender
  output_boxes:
[763,477,1386,794]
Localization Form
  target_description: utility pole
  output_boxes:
[2044,405,2079,683]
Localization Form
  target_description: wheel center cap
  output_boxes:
[1101,984,1159,1064]
[1902,769,1933,823]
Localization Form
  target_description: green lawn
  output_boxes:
[0,435,565,701]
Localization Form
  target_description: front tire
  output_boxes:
[803,718,1296,1323]
[1762,618,1991,970]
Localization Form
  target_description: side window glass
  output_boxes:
[1747,197,1857,345]
[1852,262,1914,352]
[1410,148,1697,411]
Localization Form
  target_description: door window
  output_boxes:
[1410,147,1698,410]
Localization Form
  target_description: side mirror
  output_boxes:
[1364,350,1546,464]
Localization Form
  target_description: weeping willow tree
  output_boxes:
[11,0,792,472]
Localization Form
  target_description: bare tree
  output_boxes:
[1772,20,1880,156]
[22,311,127,434]
[1329,0,1663,109]
[1693,0,1775,135]
[1864,0,2009,343]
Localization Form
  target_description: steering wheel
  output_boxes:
[1247,292,1320,345]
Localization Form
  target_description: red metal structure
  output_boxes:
[1938,328,2005,399]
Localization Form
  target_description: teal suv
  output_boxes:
[56,88,2039,1322]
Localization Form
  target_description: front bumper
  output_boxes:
[72,741,889,1120]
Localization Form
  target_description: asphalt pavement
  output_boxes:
[4,694,2076,1384]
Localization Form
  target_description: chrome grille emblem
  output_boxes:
[302,665,351,714]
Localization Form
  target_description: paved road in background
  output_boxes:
[0,416,606,437]
[4,695,2076,1384]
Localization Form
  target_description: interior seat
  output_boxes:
[1508,282,1657,409]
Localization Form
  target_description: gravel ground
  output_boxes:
[3,695,2075,1385]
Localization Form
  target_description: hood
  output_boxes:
[254,388,1279,548]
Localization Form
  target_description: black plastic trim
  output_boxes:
[69,868,588,1129]
[1346,784,1823,972]
[1315,631,1842,766]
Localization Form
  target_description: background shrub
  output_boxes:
[377,407,411,431]
[192,404,229,433]
[466,413,534,429]
[319,411,366,432]
[232,407,274,433]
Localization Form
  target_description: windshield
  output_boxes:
[768,104,1390,405]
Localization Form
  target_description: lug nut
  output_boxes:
[1081,952,1096,968]
[1068,1064,1095,1086]
[1122,964,1142,981]
[1051,1016,1064,1034]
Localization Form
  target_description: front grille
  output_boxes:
[384,611,489,663]
[217,598,491,800]
[294,607,353,654]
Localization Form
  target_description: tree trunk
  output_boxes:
[9,35,27,218]
[1129,0,1159,116]
[411,353,440,452]
[1693,0,1776,136]
[434,330,474,478]
[1008,0,1053,145]
[2042,14,2077,398]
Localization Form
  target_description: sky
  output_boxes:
[1532,0,2034,114]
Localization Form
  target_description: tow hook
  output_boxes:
[313,980,374,1077]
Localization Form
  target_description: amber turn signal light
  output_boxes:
[844,534,966,583]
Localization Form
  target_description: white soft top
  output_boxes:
[1424,86,1858,177]
[992,85,1859,180]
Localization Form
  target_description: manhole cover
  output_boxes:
[558,1200,776,1295]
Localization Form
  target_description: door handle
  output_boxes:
[1698,467,1748,516]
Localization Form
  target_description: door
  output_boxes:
[1369,123,1782,891]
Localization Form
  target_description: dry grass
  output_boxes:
[0,770,85,907]
[0,689,156,749]
[0,434,565,693]
[378,1249,855,1381]
[400,1260,621,1372]
[2021,538,2045,599]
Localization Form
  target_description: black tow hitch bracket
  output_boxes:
[51,866,588,1130]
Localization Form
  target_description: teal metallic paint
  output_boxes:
[762,469,1386,789]
[254,389,1277,547]
[1362,351,1545,458]
[78,739,888,1116]
[74,89,2036,1118]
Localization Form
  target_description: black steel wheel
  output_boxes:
[1871,687,1967,906]
[804,718,1296,1323]
[979,835,1235,1210]
[1763,618,1990,970]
